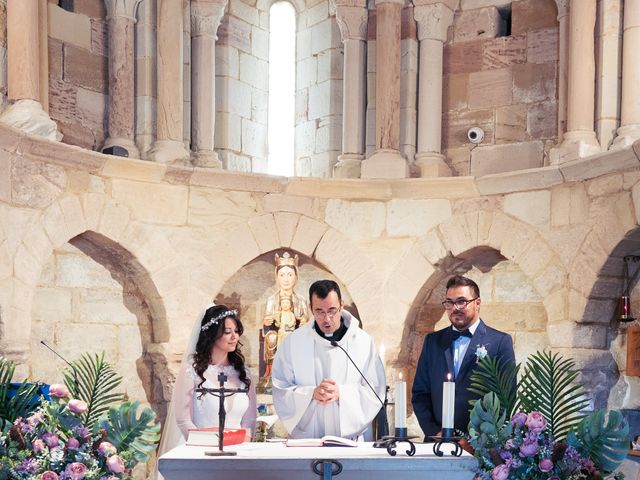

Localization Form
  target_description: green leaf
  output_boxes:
[0,357,42,431]
[517,350,589,440]
[468,354,519,417]
[98,401,161,463]
[63,352,124,429]
[468,392,507,451]
[575,410,629,473]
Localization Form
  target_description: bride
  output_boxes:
[158,304,257,456]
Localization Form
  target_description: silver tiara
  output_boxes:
[201,309,237,331]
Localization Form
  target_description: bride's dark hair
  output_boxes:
[192,304,250,390]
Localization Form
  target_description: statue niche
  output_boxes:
[258,252,309,392]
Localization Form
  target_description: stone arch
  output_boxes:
[256,0,305,14]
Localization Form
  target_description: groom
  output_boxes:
[411,275,515,440]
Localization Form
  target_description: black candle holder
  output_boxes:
[428,433,464,457]
[373,427,417,456]
[196,371,248,456]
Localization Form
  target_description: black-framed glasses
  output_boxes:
[314,307,340,320]
[441,297,478,310]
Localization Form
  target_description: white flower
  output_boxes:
[475,345,488,360]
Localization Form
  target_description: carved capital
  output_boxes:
[413,3,454,41]
[104,0,142,22]
[331,0,367,7]
[555,0,569,18]
[191,0,228,37]
[335,5,368,41]
[411,0,457,9]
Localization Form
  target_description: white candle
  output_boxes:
[395,373,406,429]
[442,373,455,431]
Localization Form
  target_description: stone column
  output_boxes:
[332,1,368,179]
[103,0,142,158]
[555,0,568,142]
[361,0,408,179]
[0,0,60,141]
[413,1,455,177]
[149,0,190,163]
[550,0,600,163]
[190,0,227,168]
[612,0,640,148]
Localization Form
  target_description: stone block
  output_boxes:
[10,156,66,209]
[229,0,260,26]
[217,15,252,54]
[310,18,341,55]
[76,87,106,123]
[14,244,42,286]
[325,199,386,240]
[216,45,240,78]
[442,109,494,149]
[56,324,118,361]
[468,68,512,109]
[72,0,106,18]
[290,215,328,256]
[551,184,588,227]
[311,151,338,177]
[296,28,311,61]
[215,111,242,151]
[546,321,608,349]
[444,42,483,75]
[315,117,341,153]
[513,62,556,103]
[387,249,435,306]
[248,214,280,253]
[48,4,91,51]
[239,54,269,90]
[111,180,188,226]
[587,173,623,197]
[79,290,137,325]
[252,88,268,124]
[315,228,375,285]
[453,6,506,43]
[471,141,544,176]
[511,0,558,35]
[495,104,526,143]
[387,199,452,237]
[187,188,256,228]
[527,28,558,64]
[504,190,551,226]
[307,0,329,26]
[317,49,343,83]
[219,151,252,172]
[495,270,542,302]
[295,120,316,157]
[262,194,314,217]
[297,56,317,90]
[309,79,342,119]
[49,39,63,82]
[482,34,526,69]
[251,26,269,61]
[443,73,468,111]
[295,87,309,123]
[90,18,108,57]
[216,76,252,118]
[98,201,131,242]
[63,44,108,94]
[274,212,300,247]
[528,101,557,139]
[241,118,267,158]
[513,332,548,363]
[56,252,116,289]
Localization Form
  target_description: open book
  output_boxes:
[186,427,246,447]
[285,435,358,447]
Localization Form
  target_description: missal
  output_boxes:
[186,427,246,447]
[285,435,358,447]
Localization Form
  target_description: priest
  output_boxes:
[271,279,386,439]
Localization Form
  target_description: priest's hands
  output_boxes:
[313,379,339,404]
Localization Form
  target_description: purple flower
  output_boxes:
[106,455,125,474]
[72,426,91,439]
[539,458,554,472]
[33,438,47,453]
[27,411,45,427]
[519,440,539,457]
[97,441,117,457]
[17,458,39,474]
[511,412,528,428]
[64,462,87,480]
[66,437,80,450]
[526,412,547,434]
[42,432,60,448]
[491,464,510,480]
[40,471,59,480]
[49,384,70,398]
[499,450,512,461]
[504,438,515,449]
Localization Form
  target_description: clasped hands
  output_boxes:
[313,378,339,404]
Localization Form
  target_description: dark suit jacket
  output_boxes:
[411,319,515,440]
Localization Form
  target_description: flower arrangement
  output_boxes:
[468,351,629,480]
[0,354,160,480]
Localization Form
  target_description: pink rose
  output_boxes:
[97,441,117,457]
[491,464,510,480]
[49,384,70,398]
[33,438,46,453]
[511,412,528,428]
[539,458,554,472]
[68,399,88,414]
[40,471,59,480]
[67,437,80,450]
[106,455,125,474]
[64,462,87,480]
[526,411,547,434]
[519,440,539,457]
[42,432,59,448]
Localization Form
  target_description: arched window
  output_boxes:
[267,1,296,176]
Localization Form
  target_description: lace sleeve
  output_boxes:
[173,362,198,438]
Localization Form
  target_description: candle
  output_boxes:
[395,373,407,435]
[442,373,455,437]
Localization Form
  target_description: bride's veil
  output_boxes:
[157,303,215,459]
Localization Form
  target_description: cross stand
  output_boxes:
[374,428,418,457]
[196,371,248,456]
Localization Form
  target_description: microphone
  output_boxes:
[40,340,80,394]
[330,340,385,408]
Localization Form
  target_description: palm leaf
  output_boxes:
[571,410,629,473]
[517,351,589,440]
[0,357,42,431]
[468,355,519,417]
[98,401,161,463]
[63,352,124,428]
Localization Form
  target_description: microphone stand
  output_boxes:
[40,340,79,397]
[196,371,248,456]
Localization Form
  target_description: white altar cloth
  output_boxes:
[158,442,477,480]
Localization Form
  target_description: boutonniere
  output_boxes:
[475,345,488,361]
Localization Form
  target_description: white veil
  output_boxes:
[157,303,216,458]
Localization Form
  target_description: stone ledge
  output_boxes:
[389,177,479,198]
[286,177,393,199]
[560,146,639,182]
[190,168,286,193]
[477,166,564,195]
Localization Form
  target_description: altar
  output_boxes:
[158,442,477,480]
